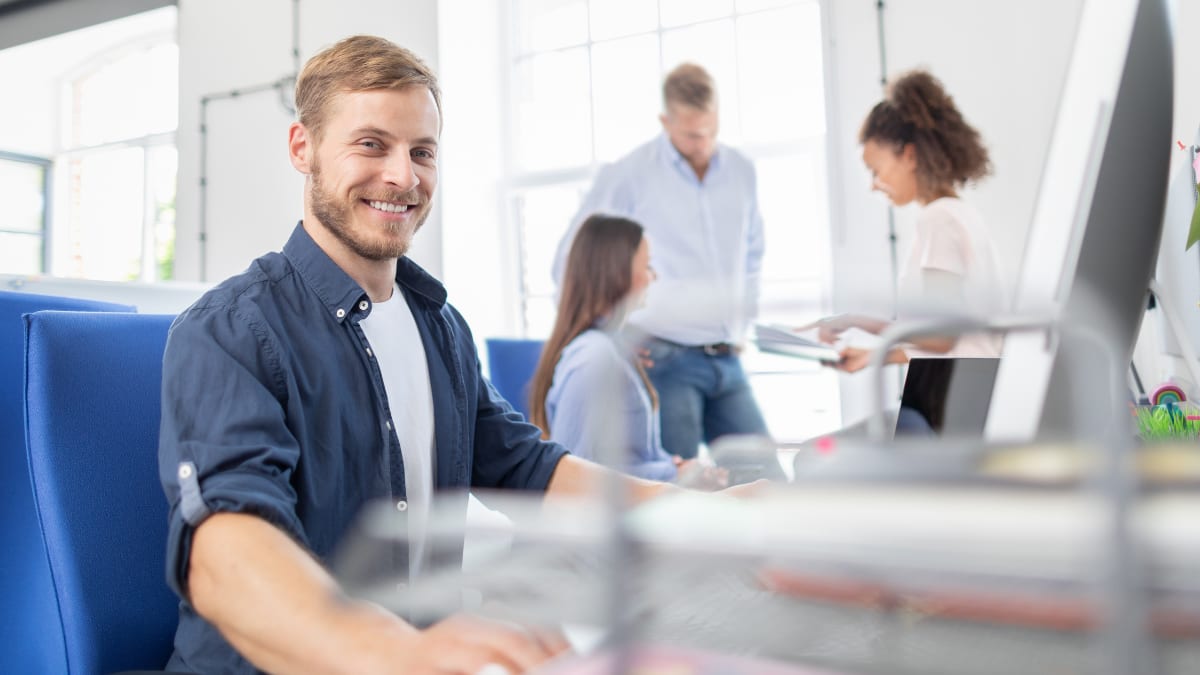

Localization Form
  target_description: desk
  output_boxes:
[341,485,1200,675]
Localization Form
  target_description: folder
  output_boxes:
[753,323,841,363]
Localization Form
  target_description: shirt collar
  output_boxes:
[282,222,447,324]
[657,132,722,175]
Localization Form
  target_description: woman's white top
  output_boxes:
[897,196,1007,357]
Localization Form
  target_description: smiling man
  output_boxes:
[158,36,679,674]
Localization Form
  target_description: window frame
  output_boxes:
[50,28,178,283]
[0,149,52,274]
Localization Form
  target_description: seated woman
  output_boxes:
[529,214,724,486]
[812,69,1007,373]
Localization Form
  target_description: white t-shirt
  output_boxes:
[359,284,435,577]
[897,197,1007,357]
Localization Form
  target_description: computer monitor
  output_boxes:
[984,0,1173,442]
[896,358,1000,437]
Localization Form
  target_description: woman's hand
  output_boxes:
[675,457,730,491]
[830,346,909,373]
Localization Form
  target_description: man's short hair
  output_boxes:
[663,63,715,111]
[295,35,442,141]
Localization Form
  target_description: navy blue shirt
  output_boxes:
[158,223,568,674]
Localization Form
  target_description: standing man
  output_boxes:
[158,35,680,675]
[553,63,769,461]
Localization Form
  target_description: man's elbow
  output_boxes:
[185,513,234,620]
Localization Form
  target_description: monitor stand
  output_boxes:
[1147,278,1200,397]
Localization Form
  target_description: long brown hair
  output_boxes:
[859,69,990,198]
[528,214,651,437]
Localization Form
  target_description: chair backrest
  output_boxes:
[485,337,545,419]
[0,290,133,674]
[23,311,177,674]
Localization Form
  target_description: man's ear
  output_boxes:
[288,122,313,174]
[658,112,670,132]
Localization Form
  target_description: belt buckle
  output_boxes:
[703,343,725,356]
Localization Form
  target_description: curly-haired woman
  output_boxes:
[815,69,1007,373]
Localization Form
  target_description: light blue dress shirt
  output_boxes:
[545,329,677,482]
[553,133,766,346]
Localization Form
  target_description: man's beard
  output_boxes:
[309,162,429,261]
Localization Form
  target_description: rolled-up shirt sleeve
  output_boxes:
[158,304,305,600]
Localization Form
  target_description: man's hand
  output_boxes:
[188,513,571,675]
[795,314,855,344]
[381,613,571,675]
[637,347,654,369]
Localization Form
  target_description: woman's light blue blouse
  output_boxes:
[545,329,677,481]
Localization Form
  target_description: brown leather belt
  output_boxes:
[647,336,734,356]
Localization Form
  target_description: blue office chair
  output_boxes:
[23,311,177,674]
[485,337,545,419]
[0,291,134,674]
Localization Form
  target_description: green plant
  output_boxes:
[1133,404,1200,441]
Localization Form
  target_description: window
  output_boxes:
[508,0,832,334]
[0,152,50,275]
[56,37,178,282]
[0,7,177,283]
[506,0,840,439]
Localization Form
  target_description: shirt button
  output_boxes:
[335,308,346,319]
[366,347,373,357]
[396,500,408,512]
[178,464,193,479]
[386,420,393,431]
[359,300,369,311]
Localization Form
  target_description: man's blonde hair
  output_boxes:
[662,62,715,111]
[294,35,442,140]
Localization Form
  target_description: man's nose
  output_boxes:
[382,152,419,192]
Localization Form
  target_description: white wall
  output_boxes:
[174,0,441,284]
[436,0,515,341]
[1171,0,1200,146]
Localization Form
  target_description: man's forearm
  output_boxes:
[545,454,678,504]
[188,512,417,674]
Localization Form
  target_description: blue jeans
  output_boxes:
[894,405,935,437]
[643,337,769,460]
